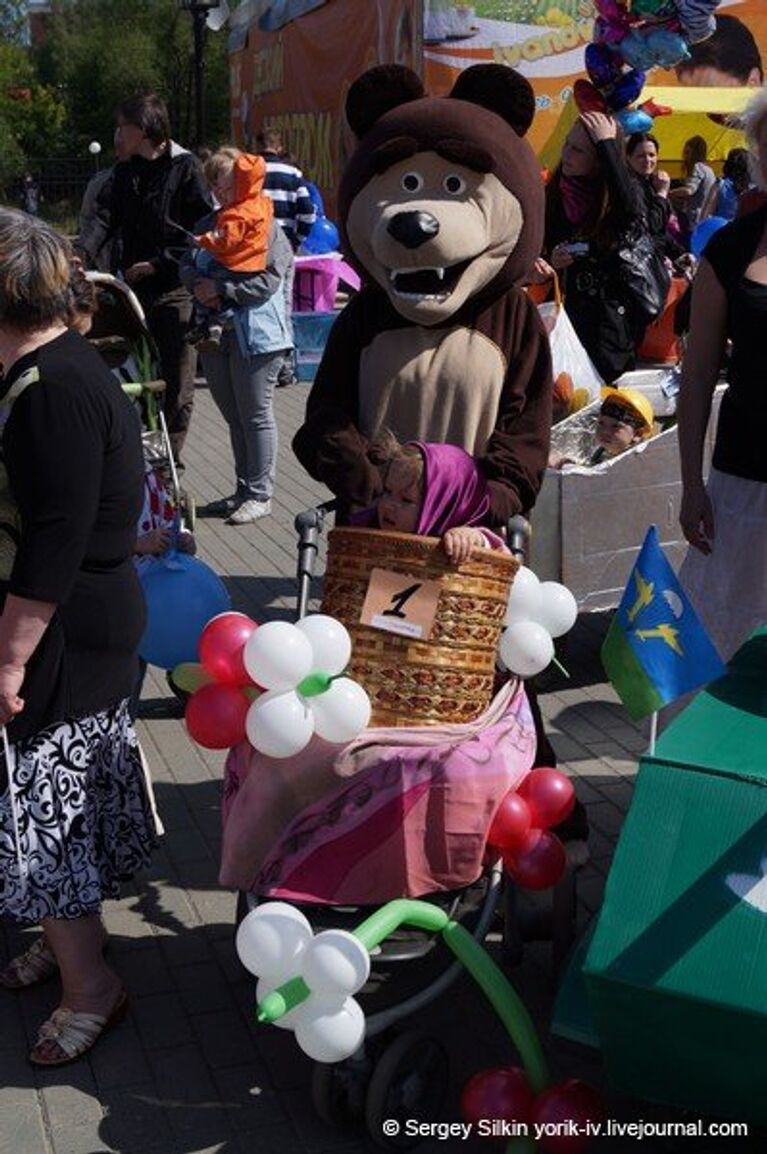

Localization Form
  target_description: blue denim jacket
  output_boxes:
[181,220,292,358]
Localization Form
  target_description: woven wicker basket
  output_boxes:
[320,527,518,727]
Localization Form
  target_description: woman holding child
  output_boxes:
[181,147,293,526]
[0,210,155,1064]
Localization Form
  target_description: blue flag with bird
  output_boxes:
[601,526,727,720]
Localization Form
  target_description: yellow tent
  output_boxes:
[539,86,753,178]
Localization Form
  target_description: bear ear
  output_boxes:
[346,65,425,139]
[449,64,536,137]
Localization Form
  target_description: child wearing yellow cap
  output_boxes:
[549,387,655,469]
[591,387,655,464]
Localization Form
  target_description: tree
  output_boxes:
[0,40,67,194]
[35,0,231,158]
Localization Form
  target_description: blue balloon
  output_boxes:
[140,554,231,669]
[690,215,728,259]
[304,180,325,217]
[301,216,340,255]
[615,108,654,135]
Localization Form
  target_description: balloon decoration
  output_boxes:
[461,1066,534,1129]
[140,554,231,670]
[183,611,372,756]
[531,1080,606,1154]
[244,898,604,1151]
[502,829,568,892]
[499,569,578,679]
[488,767,576,891]
[236,903,368,1063]
[199,612,258,686]
[690,214,728,259]
[576,0,722,129]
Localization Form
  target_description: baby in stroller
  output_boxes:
[220,437,533,896]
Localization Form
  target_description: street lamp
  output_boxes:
[178,0,229,148]
[88,140,102,172]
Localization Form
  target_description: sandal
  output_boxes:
[0,937,58,990]
[29,988,128,1067]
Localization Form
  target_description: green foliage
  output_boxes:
[35,0,232,157]
[0,39,67,194]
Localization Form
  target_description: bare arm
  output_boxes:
[0,594,56,723]
[677,258,727,553]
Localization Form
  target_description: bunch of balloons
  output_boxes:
[462,1067,604,1154]
[577,0,722,134]
[487,767,576,891]
[499,568,578,680]
[183,612,372,756]
[236,903,369,1062]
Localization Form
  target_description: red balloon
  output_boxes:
[488,791,533,852]
[185,683,249,749]
[503,829,566,891]
[530,1080,605,1153]
[199,612,257,685]
[517,769,575,830]
[461,1066,534,1130]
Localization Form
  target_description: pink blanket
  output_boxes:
[219,681,535,905]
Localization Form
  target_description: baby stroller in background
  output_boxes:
[229,507,583,1148]
[85,272,196,532]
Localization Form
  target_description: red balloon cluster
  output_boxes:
[488,768,575,891]
[461,1067,603,1153]
[185,613,259,749]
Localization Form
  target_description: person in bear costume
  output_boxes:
[293,63,553,527]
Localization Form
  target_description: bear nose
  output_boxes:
[387,211,440,249]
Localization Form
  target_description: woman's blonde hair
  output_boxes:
[743,86,767,191]
[203,146,241,187]
[0,209,72,330]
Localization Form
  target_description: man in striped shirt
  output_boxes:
[258,129,317,385]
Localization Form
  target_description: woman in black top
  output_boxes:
[678,88,767,663]
[626,134,673,242]
[543,111,646,382]
[0,210,155,1065]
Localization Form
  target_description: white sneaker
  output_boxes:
[227,499,272,524]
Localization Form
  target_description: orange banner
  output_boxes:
[230,0,421,217]
[229,1,767,214]
[424,1,767,155]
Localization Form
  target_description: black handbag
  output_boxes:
[611,221,671,325]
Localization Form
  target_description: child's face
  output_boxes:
[596,407,642,457]
[211,169,235,208]
[377,457,422,533]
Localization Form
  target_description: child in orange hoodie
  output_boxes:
[187,151,274,349]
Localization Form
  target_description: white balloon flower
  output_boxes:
[244,621,313,691]
[296,614,352,677]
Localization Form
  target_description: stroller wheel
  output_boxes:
[312,1057,371,1130]
[365,1031,449,1149]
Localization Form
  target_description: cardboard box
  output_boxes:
[581,631,767,1121]
[530,381,723,611]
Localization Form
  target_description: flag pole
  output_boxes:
[649,711,658,757]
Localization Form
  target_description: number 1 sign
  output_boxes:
[359,567,442,640]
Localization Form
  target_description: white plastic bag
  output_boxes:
[537,283,603,422]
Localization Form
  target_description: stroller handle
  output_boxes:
[295,499,339,620]
[506,514,530,562]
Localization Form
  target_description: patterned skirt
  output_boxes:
[0,700,157,924]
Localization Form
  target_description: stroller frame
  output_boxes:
[240,510,581,1146]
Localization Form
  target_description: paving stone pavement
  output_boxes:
[0,381,756,1154]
